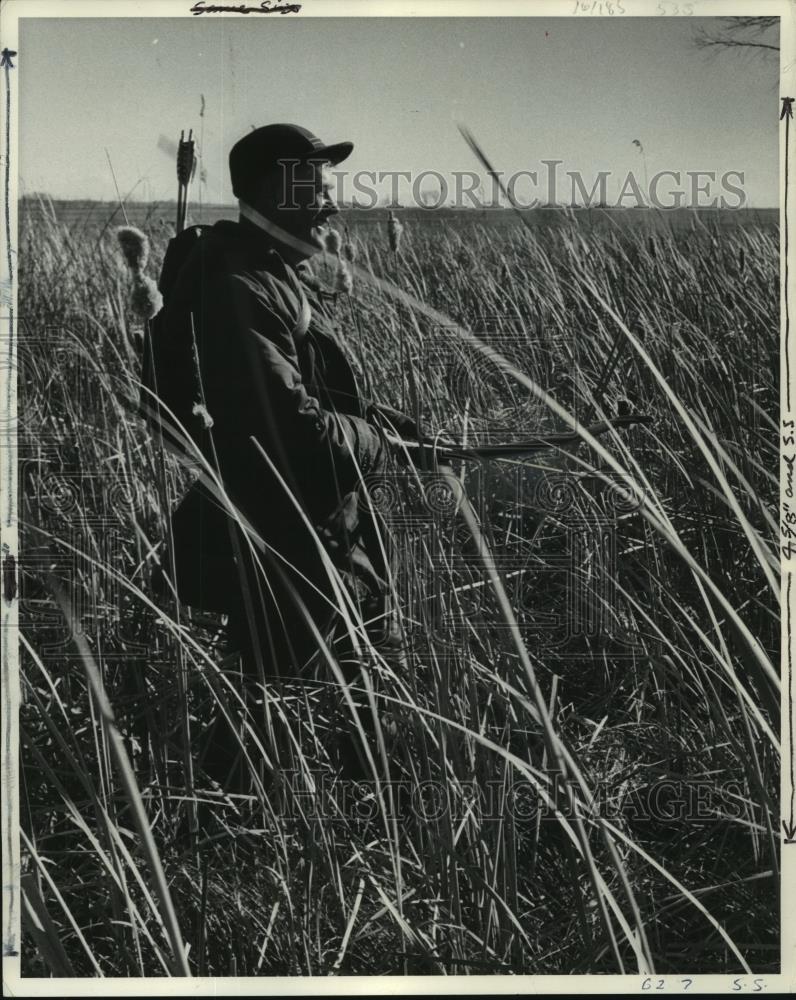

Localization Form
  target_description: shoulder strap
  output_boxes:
[265,249,312,344]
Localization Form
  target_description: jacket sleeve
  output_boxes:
[214,269,385,519]
[367,402,420,439]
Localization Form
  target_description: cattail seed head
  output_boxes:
[325,228,342,255]
[334,259,353,295]
[130,274,163,320]
[387,210,404,253]
[738,247,746,273]
[380,712,398,743]
[191,402,214,429]
[342,223,357,262]
[116,226,150,273]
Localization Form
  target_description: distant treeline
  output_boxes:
[20,196,778,231]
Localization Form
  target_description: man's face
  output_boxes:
[255,159,338,250]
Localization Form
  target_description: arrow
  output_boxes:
[784,98,793,410]
[786,572,796,844]
[175,130,196,233]
[784,97,795,847]
[158,134,205,184]
[1,39,18,964]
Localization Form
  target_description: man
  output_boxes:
[142,123,417,784]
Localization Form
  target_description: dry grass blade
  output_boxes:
[43,581,192,977]
[18,200,778,974]
[20,875,77,978]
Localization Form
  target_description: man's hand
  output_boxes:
[383,431,459,467]
[367,402,420,440]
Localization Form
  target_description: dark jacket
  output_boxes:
[142,219,390,621]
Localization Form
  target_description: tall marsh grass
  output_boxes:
[17,206,779,976]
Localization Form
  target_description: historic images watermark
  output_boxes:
[276,771,749,824]
[10,321,152,659]
[358,316,648,658]
[17,459,150,658]
[276,160,748,210]
[361,466,645,657]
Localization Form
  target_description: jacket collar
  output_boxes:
[237,200,321,266]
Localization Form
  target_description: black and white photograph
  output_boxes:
[1,0,794,992]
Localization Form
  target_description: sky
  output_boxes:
[19,15,780,207]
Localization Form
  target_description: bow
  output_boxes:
[387,413,651,464]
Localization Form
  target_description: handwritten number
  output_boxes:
[627,980,769,993]
[572,0,626,13]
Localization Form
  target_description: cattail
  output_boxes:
[116,226,150,273]
[191,402,214,430]
[380,712,398,744]
[738,247,746,273]
[325,228,342,255]
[387,210,404,253]
[130,274,163,320]
[116,226,162,318]
[342,223,358,262]
[334,259,353,295]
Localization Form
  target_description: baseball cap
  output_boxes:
[229,123,354,199]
